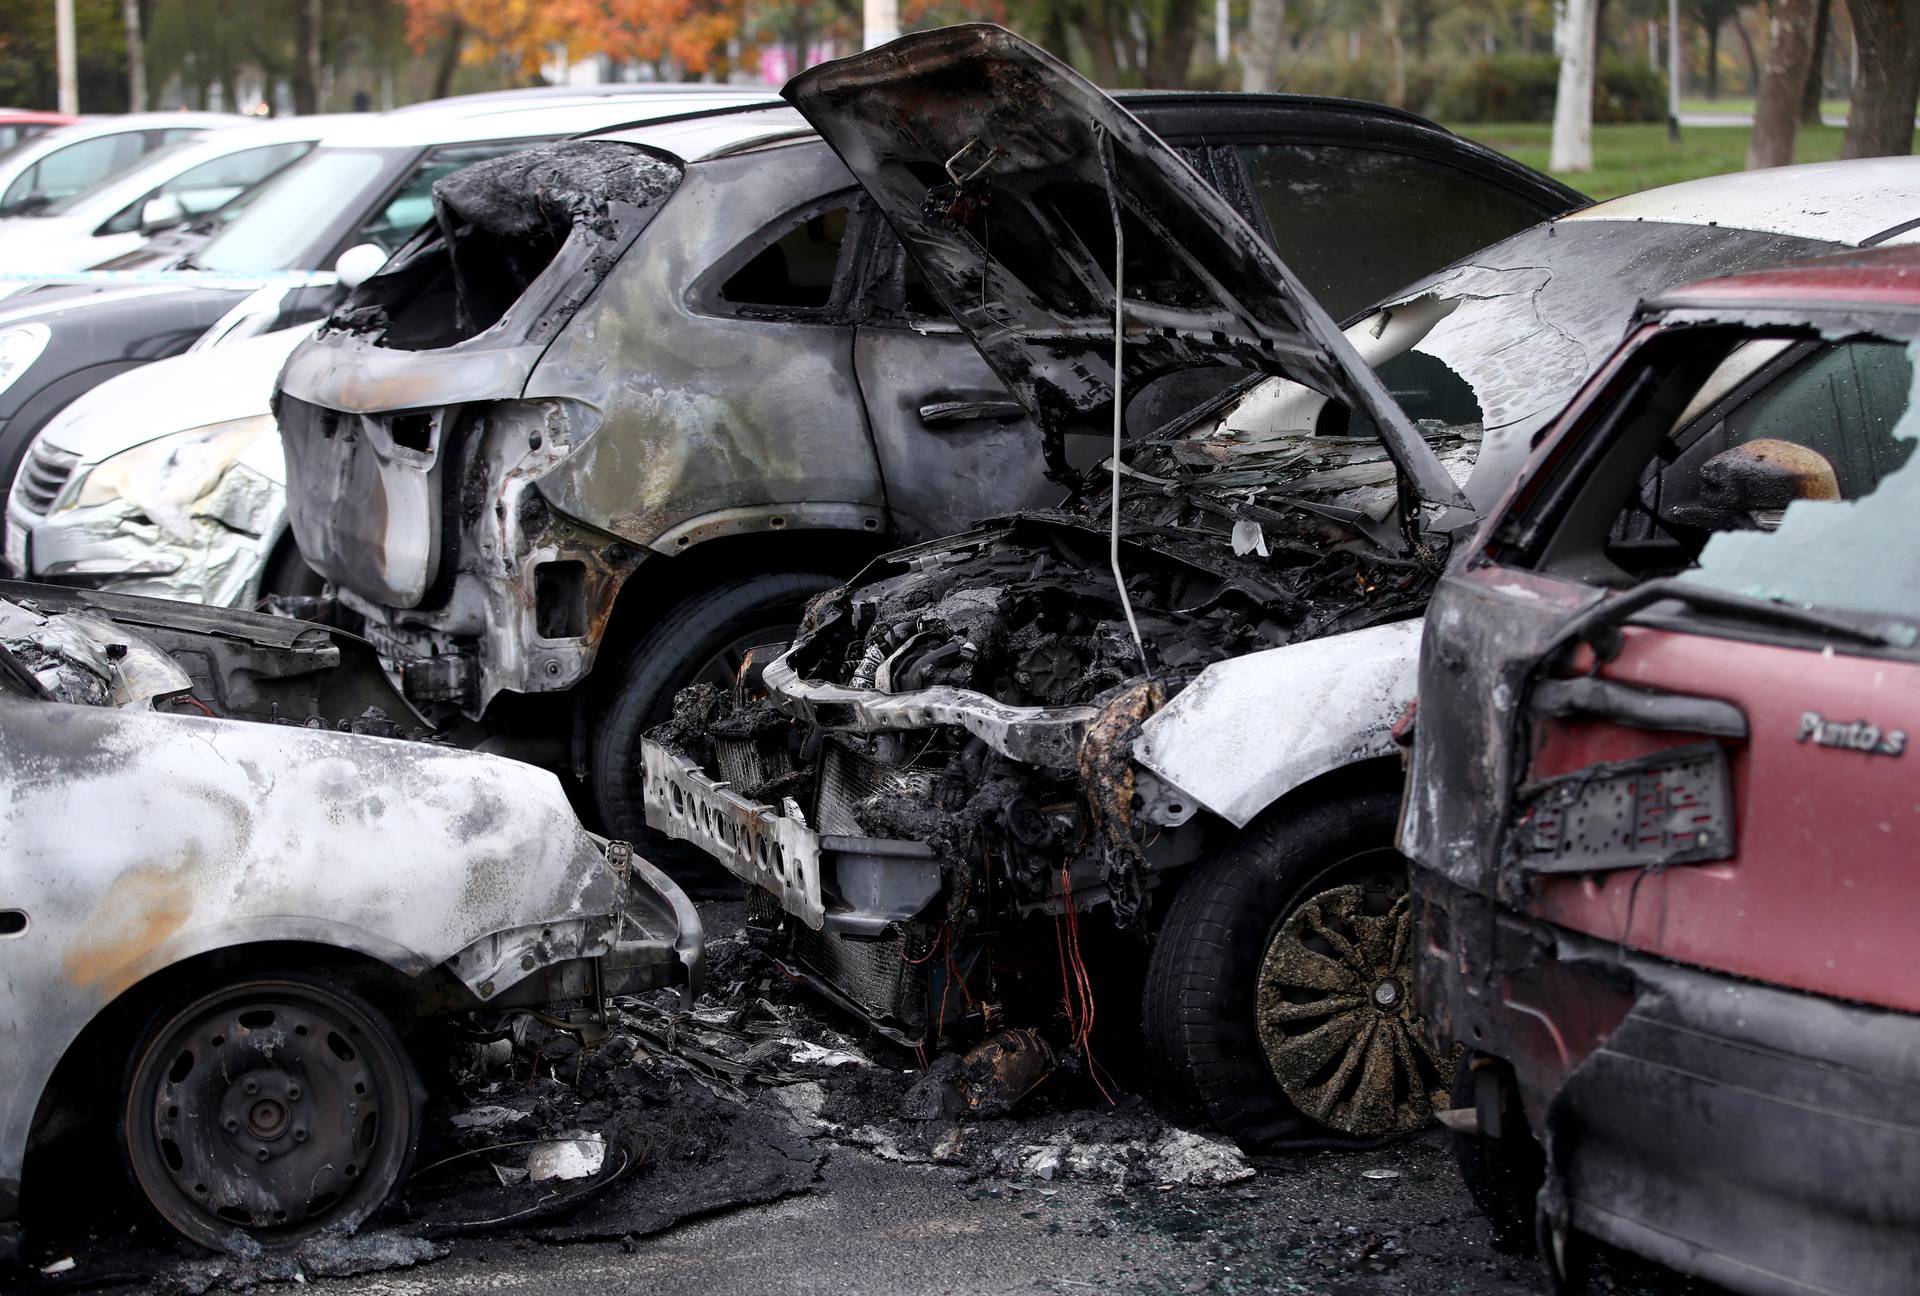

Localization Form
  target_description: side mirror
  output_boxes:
[333,242,389,291]
[140,193,187,235]
[1695,438,1840,532]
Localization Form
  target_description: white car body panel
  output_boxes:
[1131,618,1426,829]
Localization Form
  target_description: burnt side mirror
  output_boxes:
[1694,438,1840,531]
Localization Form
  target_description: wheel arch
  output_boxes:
[18,938,438,1226]
[579,522,891,711]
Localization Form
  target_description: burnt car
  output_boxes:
[271,50,1580,848]
[1402,250,1920,1294]
[639,30,1920,1147]
[0,581,700,1260]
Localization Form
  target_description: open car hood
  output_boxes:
[784,24,1469,510]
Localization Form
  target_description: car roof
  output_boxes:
[1560,155,1920,246]
[301,91,781,150]
[590,90,1549,167]
[14,112,251,150]
[42,117,357,220]
[389,83,772,112]
[1649,243,1920,314]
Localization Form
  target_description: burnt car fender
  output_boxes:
[0,698,700,1208]
[1131,618,1425,828]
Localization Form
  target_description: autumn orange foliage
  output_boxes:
[404,0,761,79]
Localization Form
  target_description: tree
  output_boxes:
[1842,0,1920,157]
[122,0,147,109]
[1746,0,1817,167]
[1685,0,1746,99]
[293,0,321,113]
[1550,0,1599,170]
[1800,0,1828,124]
[1242,0,1285,91]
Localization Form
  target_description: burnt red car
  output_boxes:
[1401,245,1920,1295]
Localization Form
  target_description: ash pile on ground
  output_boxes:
[28,902,1709,1295]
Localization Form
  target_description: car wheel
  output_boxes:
[591,570,841,849]
[1142,787,1455,1146]
[1450,1058,1545,1254]
[120,973,422,1252]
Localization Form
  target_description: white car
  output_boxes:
[0,117,352,278]
[0,112,247,218]
[0,580,701,1258]
[5,323,317,607]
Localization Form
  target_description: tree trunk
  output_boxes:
[1076,1,1124,87]
[1706,19,1720,98]
[1748,0,1819,167]
[1381,0,1407,106]
[1801,0,1830,122]
[1843,0,1920,156]
[1732,9,1760,94]
[1551,0,1599,171]
[1243,0,1286,92]
[430,18,466,100]
[293,0,323,114]
[122,0,146,111]
[1144,0,1201,88]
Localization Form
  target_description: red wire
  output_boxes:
[175,695,216,717]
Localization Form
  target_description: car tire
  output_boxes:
[1450,1059,1545,1254]
[1142,787,1453,1147]
[590,570,841,854]
[120,972,423,1253]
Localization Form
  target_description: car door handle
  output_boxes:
[1531,677,1748,738]
[918,399,1026,427]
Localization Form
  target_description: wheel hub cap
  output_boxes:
[1255,882,1456,1138]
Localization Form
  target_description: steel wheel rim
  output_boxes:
[125,980,412,1251]
[685,629,794,694]
[1255,856,1455,1138]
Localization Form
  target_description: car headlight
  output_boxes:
[64,416,270,514]
[0,323,50,397]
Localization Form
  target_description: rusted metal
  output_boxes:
[1256,884,1454,1138]
[960,1027,1057,1117]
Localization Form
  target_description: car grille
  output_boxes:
[815,739,944,836]
[790,922,928,1037]
[13,442,80,516]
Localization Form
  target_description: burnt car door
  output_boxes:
[841,94,1574,541]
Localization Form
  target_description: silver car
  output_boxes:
[0,581,700,1258]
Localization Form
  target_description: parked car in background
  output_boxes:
[0,116,345,279]
[0,91,775,504]
[638,31,1920,1149]
[1403,246,1920,1295]
[0,110,76,154]
[0,112,247,217]
[0,580,701,1260]
[5,324,317,605]
[274,43,1581,852]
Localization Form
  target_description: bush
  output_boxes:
[1434,54,1666,123]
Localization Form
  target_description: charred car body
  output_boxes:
[271,70,1578,846]
[642,31,1920,1145]
[1403,250,1920,1295]
[0,580,700,1259]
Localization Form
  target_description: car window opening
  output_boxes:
[1537,330,1920,629]
[329,141,683,352]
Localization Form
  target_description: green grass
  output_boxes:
[1445,120,1849,201]
[1676,95,1853,118]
